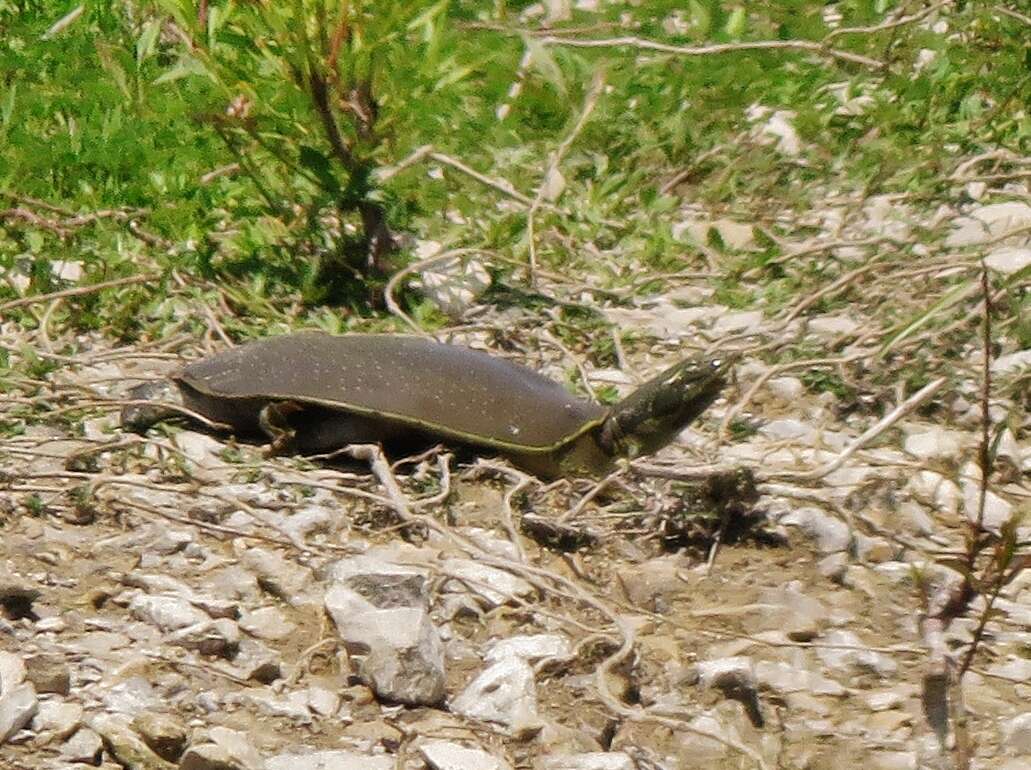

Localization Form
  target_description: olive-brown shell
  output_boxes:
[176,332,606,450]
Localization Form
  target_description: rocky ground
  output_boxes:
[2,201,1030,770]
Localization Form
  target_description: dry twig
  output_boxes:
[995,5,1031,27]
[0,273,159,314]
[527,70,605,282]
[768,376,948,483]
[532,34,882,71]
[823,2,949,42]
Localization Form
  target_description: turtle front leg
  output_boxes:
[258,401,305,456]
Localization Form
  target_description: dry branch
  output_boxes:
[1,202,144,239]
[527,70,605,282]
[823,2,949,42]
[531,35,883,71]
[768,376,948,482]
[1,207,71,237]
[996,6,1031,26]
[0,273,159,313]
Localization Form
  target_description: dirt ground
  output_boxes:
[1,314,1029,770]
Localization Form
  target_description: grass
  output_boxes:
[0,1,1026,366]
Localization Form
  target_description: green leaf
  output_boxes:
[299,145,340,193]
[725,7,747,38]
[879,282,979,357]
[136,19,162,65]
[434,60,477,90]
[153,56,211,85]
[1,83,15,126]
[689,0,712,37]
[651,194,678,213]
[207,1,227,44]
[407,0,448,36]
[97,46,131,99]
[41,4,84,41]
[525,38,568,97]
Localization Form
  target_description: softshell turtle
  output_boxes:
[122,332,733,478]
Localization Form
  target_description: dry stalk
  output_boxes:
[971,264,993,550]
[426,150,538,208]
[373,144,434,183]
[823,1,949,42]
[530,34,882,70]
[632,461,740,481]
[0,198,147,240]
[411,453,455,510]
[198,163,241,185]
[378,145,536,206]
[526,70,605,283]
[996,6,1031,26]
[0,191,75,215]
[659,145,726,196]
[759,480,948,551]
[56,398,233,433]
[781,258,906,323]
[770,376,948,483]
[2,208,66,237]
[0,273,159,314]
[893,285,1009,367]
[279,477,393,508]
[715,248,981,443]
[951,266,1027,681]
[953,169,1031,184]
[950,148,1017,179]
[88,474,312,552]
[609,327,636,380]
[718,352,868,440]
[200,303,233,346]
[376,142,625,244]
[142,650,251,686]
[538,326,598,404]
[37,298,61,354]
[910,263,1029,767]
[760,234,904,269]
[100,484,321,553]
[500,471,535,564]
[560,469,623,523]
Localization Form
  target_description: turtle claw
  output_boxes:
[259,401,305,456]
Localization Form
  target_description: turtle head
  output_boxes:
[599,354,736,461]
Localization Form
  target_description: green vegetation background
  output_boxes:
[1,1,1028,346]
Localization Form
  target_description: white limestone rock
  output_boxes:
[324,555,445,706]
[266,750,393,770]
[419,739,513,770]
[451,654,538,728]
[0,683,38,744]
[947,202,1031,247]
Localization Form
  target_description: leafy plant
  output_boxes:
[151,0,498,305]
